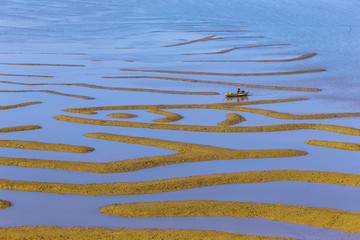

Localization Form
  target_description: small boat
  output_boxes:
[225,91,249,97]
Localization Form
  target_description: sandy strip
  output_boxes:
[0,63,85,67]
[121,68,326,76]
[147,109,184,123]
[231,107,360,120]
[162,35,264,47]
[218,113,246,126]
[100,200,360,233]
[183,44,291,55]
[0,81,218,96]
[0,170,359,195]
[108,113,138,119]
[61,98,308,115]
[184,53,317,62]
[0,90,94,100]
[103,76,322,92]
[0,199,11,210]
[0,125,41,133]
[54,115,360,136]
[36,53,87,55]
[0,227,294,240]
[0,101,41,111]
[0,140,94,153]
[0,73,53,78]
[306,140,360,151]
[0,133,306,173]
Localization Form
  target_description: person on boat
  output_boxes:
[237,88,240,94]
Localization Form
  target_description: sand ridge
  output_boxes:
[0,90,94,100]
[218,113,246,126]
[0,140,94,153]
[100,200,360,233]
[184,53,317,62]
[0,199,11,210]
[0,133,306,173]
[121,68,326,76]
[0,63,85,67]
[0,73,53,78]
[0,125,41,133]
[103,75,322,92]
[0,81,218,96]
[183,44,291,55]
[162,35,264,47]
[306,140,360,151]
[108,113,138,119]
[0,170,359,195]
[0,227,296,240]
[0,101,41,111]
[147,109,184,123]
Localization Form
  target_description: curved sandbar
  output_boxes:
[54,115,360,136]
[0,90,94,100]
[121,68,326,76]
[306,140,360,151]
[0,199,11,210]
[0,133,306,173]
[184,53,317,62]
[103,75,321,92]
[183,44,291,55]
[147,109,183,123]
[0,140,94,153]
[0,170,359,195]
[0,227,294,240]
[0,101,41,111]
[218,113,246,126]
[108,113,138,119]
[0,81,218,96]
[0,125,41,133]
[100,200,360,233]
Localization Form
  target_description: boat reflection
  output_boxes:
[225,96,249,102]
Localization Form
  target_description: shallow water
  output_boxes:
[0,0,359,239]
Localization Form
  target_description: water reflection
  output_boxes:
[225,96,249,102]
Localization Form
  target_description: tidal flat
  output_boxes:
[0,0,359,239]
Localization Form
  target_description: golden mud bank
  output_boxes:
[0,133,306,173]
[0,170,359,195]
[184,53,317,62]
[103,75,322,92]
[0,80,217,96]
[0,227,295,240]
[54,115,360,136]
[218,113,246,126]
[183,44,291,55]
[0,101,41,111]
[121,68,325,76]
[306,140,360,151]
[147,109,184,123]
[0,125,41,133]
[0,199,11,210]
[0,90,94,100]
[100,200,360,233]
[0,140,94,153]
[108,113,138,119]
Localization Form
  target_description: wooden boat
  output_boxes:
[225,91,249,97]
